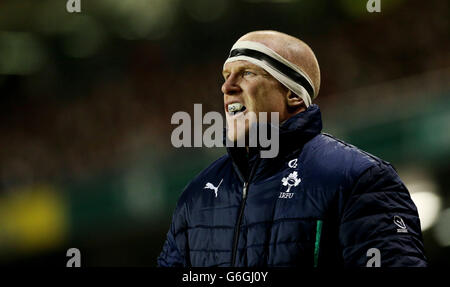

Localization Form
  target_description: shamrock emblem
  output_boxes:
[281,171,301,193]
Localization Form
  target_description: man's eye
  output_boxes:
[243,70,254,76]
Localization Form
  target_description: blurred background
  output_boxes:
[0,0,449,267]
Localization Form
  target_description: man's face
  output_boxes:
[222,60,288,143]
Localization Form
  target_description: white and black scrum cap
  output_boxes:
[224,41,316,107]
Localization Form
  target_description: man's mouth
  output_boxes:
[227,103,247,116]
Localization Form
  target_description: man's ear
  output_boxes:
[286,90,305,113]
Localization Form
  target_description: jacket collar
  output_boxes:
[276,103,323,156]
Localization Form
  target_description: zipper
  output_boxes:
[231,182,248,266]
[231,158,260,266]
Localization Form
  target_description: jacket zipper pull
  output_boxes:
[243,182,248,199]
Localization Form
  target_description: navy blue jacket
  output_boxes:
[158,105,427,267]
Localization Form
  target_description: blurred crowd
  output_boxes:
[1,0,448,192]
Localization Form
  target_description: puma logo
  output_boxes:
[204,179,223,198]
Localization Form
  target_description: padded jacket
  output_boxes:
[157,104,427,267]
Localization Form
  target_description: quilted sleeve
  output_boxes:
[157,201,190,267]
[339,163,428,267]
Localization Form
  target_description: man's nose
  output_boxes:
[221,74,241,95]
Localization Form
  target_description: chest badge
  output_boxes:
[279,171,301,198]
[204,179,223,198]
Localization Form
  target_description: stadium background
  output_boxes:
[0,0,449,267]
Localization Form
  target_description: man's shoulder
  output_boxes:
[303,133,393,179]
[177,153,232,203]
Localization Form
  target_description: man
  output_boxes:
[157,31,427,267]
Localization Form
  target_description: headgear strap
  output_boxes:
[224,41,315,107]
